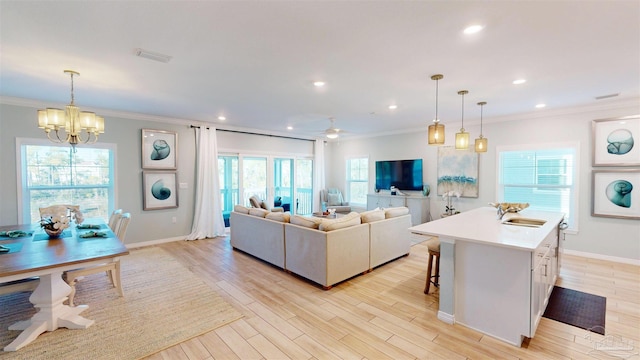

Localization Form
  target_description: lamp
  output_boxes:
[427,74,445,145]
[37,70,104,150]
[455,90,469,150]
[475,101,488,153]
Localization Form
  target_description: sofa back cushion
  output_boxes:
[385,206,410,218]
[265,211,291,223]
[319,212,361,231]
[290,215,324,229]
[234,205,250,214]
[249,208,269,218]
[360,208,385,223]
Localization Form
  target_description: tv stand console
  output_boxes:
[367,194,430,225]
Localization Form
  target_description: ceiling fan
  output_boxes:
[324,117,341,139]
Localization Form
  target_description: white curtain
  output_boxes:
[312,139,326,212]
[186,127,225,240]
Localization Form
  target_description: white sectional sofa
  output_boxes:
[229,205,412,290]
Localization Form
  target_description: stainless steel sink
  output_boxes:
[502,217,547,228]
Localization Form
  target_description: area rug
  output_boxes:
[0,246,243,359]
[543,286,606,335]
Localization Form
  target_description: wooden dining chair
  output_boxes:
[108,209,123,231]
[65,212,131,306]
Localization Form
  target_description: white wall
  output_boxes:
[326,99,640,262]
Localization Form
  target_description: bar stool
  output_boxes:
[424,237,440,294]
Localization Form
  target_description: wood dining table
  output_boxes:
[0,220,129,351]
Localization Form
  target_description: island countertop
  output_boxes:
[409,206,565,251]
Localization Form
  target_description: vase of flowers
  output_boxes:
[39,205,84,238]
[442,191,461,216]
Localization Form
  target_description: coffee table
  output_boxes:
[0,222,129,351]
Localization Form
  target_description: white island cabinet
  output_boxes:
[409,206,565,346]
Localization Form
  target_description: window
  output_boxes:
[497,143,579,231]
[346,157,368,206]
[18,139,115,223]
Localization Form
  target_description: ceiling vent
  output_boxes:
[135,48,172,63]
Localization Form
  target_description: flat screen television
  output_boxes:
[375,159,423,191]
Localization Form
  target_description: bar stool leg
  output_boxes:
[424,252,434,294]
[433,251,440,288]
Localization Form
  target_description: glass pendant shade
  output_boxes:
[428,74,445,145]
[475,136,488,152]
[455,90,469,150]
[455,131,469,150]
[475,101,488,153]
[428,122,445,144]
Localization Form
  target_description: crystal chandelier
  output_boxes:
[37,70,104,149]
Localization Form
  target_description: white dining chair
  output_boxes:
[108,209,123,231]
[65,212,131,306]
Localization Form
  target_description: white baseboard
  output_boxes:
[125,228,231,249]
[563,249,640,266]
[437,311,455,324]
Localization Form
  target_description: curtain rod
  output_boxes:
[215,128,315,142]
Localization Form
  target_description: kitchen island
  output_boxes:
[409,206,565,346]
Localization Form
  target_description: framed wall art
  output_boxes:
[143,171,179,210]
[592,169,639,219]
[142,129,177,170]
[437,146,479,198]
[592,116,640,166]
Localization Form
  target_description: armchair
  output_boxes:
[320,188,351,213]
[249,195,284,212]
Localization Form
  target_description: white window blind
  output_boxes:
[346,157,368,206]
[498,143,579,230]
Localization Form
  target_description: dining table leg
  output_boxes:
[3,271,94,352]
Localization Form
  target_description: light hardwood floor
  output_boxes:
[144,236,640,360]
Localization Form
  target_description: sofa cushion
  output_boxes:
[233,205,250,214]
[290,215,323,229]
[360,209,385,223]
[265,211,291,223]
[319,212,361,231]
[249,208,269,217]
[385,206,410,218]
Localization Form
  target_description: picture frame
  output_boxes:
[142,129,177,170]
[592,116,640,166]
[592,169,639,219]
[143,171,179,210]
[437,146,479,198]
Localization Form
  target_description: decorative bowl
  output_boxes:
[44,228,64,238]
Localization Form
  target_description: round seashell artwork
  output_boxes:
[151,179,172,200]
[605,180,632,208]
[607,129,634,155]
[150,139,171,160]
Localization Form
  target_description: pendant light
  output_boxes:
[475,101,488,153]
[455,90,469,150]
[428,74,445,145]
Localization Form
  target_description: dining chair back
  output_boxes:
[108,209,123,231]
[65,211,130,306]
[115,213,131,241]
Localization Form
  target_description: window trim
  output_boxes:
[496,141,580,233]
[16,137,118,224]
[345,156,369,207]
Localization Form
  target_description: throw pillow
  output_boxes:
[319,212,361,231]
[290,215,323,229]
[249,208,269,218]
[327,193,341,206]
[360,209,385,223]
[385,206,410,218]
[233,205,250,214]
[265,212,291,223]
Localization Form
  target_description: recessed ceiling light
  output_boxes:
[388,105,398,110]
[535,103,546,109]
[463,25,484,34]
[287,126,293,130]
[218,116,226,121]
[313,81,325,87]
[513,79,527,85]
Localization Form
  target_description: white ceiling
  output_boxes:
[1,1,639,139]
